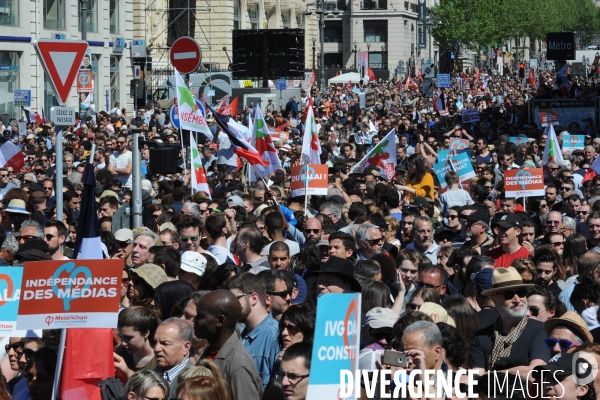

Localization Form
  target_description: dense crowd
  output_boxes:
[2,67,600,400]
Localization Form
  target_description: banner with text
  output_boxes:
[461,108,480,123]
[504,168,545,198]
[433,151,476,188]
[291,164,329,197]
[563,134,585,153]
[306,293,361,400]
[17,260,123,330]
[0,266,23,335]
[540,111,560,127]
[510,136,528,146]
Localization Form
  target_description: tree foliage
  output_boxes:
[431,0,600,49]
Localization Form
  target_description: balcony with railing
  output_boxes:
[361,0,386,10]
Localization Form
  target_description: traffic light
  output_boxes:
[519,63,525,78]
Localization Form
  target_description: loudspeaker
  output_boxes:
[168,0,196,46]
[149,147,180,173]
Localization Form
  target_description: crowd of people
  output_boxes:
[2,66,600,400]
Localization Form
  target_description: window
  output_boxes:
[296,13,304,28]
[324,21,342,43]
[110,56,120,106]
[363,20,387,42]
[0,0,18,26]
[368,52,387,68]
[233,0,241,29]
[0,52,20,120]
[44,0,65,30]
[361,0,386,9]
[248,4,259,29]
[109,0,119,33]
[78,0,97,32]
[282,10,291,27]
[324,52,343,68]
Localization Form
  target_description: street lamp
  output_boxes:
[353,40,358,70]
[312,37,317,70]
[305,0,340,92]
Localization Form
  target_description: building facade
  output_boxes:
[0,0,135,121]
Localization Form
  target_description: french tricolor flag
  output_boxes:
[74,162,104,259]
[0,136,25,171]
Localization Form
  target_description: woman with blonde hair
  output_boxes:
[383,216,400,249]
[176,360,230,397]
[176,376,231,400]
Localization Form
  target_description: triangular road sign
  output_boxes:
[34,39,88,106]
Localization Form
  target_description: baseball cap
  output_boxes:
[365,307,399,329]
[26,134,35,140]
[466,209,490,225]
[180,251,207,277]
[317,234,330,247]
[409,196,429,209]
[114,228,133,242]
[227,195,244,208]
[495,213,522,229]
[500,135,510,142]
[470,268,494,293]
[532,353,575,383]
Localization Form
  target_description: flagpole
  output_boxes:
[179,128,186,170]
[303,165,309,217]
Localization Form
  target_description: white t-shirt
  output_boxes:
[109,150,132,188]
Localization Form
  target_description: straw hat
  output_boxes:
[130,264,168,289]
[481,267,534,296]
[418,302,456,327]
[6,199,30,215]
[544,311,593,343]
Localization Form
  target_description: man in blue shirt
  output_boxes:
[225,272,281,388]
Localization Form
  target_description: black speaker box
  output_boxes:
[149,147,180,173]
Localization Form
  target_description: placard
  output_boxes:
[504,168,545,198]
[0,267,23,335]
[509,136,528,146]
[17,259,123,330]
[433,152,476,188]
[563,134,585,154]
[290,164,329,197]
[449,138,469,152]
[306,293,361,400]
[540,111,560,127]
[436,74,451,88]
[461,108,480,123]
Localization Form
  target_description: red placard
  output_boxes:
[17,259,123,330]
[540,111,559,127]
[290,164,329,197]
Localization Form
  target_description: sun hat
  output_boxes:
[130,264,168,289]
[180,251,207,277]
[365,307,399,329]
[481,267,534,296]
[6,199,30,215]
[418,302,456,327]
[544,311,593,343]
[114,228,133,243]
[313,256,362,292]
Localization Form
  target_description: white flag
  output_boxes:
[174,69,213,141]
[249,106,282,181]
[301,105,321,164]
[542,124,564,165]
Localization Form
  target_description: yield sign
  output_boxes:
[170,37,202,75]
[34,39,89,106]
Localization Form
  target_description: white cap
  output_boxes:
[180,251,207,277]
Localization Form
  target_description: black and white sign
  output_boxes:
[50,106,76,126]
[546,32,575,60]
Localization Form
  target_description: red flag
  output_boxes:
[345,80,353,91]
[418,68,423,80]
[60,329,114,400]
[228,96,239,118]
[583,168,597,184]
[368,67,377,82]
[311,69,316,85]
[474,68,480,83]
[406,76,418,90]
[301,98,313,123]
[527,69,535,86]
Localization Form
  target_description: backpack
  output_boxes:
[110,108,119,119]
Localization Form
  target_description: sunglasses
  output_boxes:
[281,323,300,336]
[417,281,443,289]
[5,342,22,353]
[528,306,544,317]
[366,237,384,245]
[501,287,528,300]
[560,187,573,191]
[369,327,394,341]
[544,338,579,351]
[304,229,320,234]
[407,303,420,311]
[268,289,291,299]
[180,236,199,242]
[17,234,37,242]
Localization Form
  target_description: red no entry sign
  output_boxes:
[170,37,202,74]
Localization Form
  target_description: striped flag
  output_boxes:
[74,162,103,259]
[0,136,24,171]
[190,132,212,198]
[216,95,230,115]
[542,124,564,165]
[210,108,269,166]
[249,106,282,181]
[301,104,321,164]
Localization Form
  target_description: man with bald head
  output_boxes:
[303,218,324,245]
[194,289,263,399]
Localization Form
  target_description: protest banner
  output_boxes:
[0,266,23,335]
[504,168,545,198]
[563,134,585,154]
[461,108,480,123]
[509,136,528,146]
[306,293,361,400]
[350,129,397,180]
[433,152,476,188]
[17,259,123,330]
[540,111,560,127]
[449,138,470,152]
[290,164,329,197]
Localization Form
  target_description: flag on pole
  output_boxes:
[210,108,269,166]
[434,92,447,115]
[74,162,103,259]
[174,68,213,141]
[350,128,397,180]
[345,80,353,91]
[190,132,212,198]
[368,67,377,82]
[301,104,321,164]
[228,96,239,117]
[23,107,44,124]
[542,124,564,165]
[250,106,282,181]
[216,95,230,115]
[301,98,313,123]
[405,76,418,90]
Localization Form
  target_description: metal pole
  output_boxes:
[56,128,64,222]
[312,43,316,70]
[319,9,325,92]
[81,0,87,41]
[354,46,357,70]
[132,131,143,228]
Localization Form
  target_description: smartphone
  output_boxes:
[382,350,410,368]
